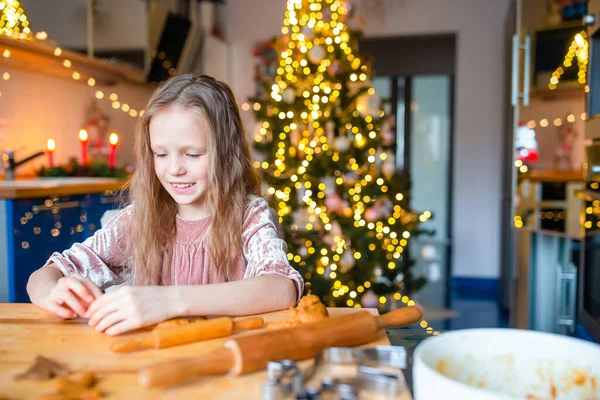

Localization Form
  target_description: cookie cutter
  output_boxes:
[263,346,407,400]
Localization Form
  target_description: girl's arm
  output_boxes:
[28,263,103,318]
[85,275,296,335]
[172,274,297,316]
[27,206,132,317]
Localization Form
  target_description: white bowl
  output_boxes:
[413,329,600,400]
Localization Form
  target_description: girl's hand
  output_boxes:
[43,275,103,319]
[86,286,174,335]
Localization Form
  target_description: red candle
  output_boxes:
[79,129,88,166]
[46,138,55,168]
[108,132,118,169]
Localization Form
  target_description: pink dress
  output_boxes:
[44,196,304,301]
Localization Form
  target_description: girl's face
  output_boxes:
[149,106,210,220]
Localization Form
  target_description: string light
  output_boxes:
[0,1,142,118]
[549,30,588,89]
[526,112,586,129]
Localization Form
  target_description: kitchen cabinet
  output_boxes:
[0,178,125,303]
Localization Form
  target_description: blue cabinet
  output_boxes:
[2,191,125,303]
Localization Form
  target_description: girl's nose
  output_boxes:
[169,158,186,176]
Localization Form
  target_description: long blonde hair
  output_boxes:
[125,74,262,285]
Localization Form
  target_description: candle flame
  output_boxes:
[109,133,119,146]
[79,129,88,141]
[47,139,56,151]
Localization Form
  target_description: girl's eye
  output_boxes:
[187,154,201,159]
[154,153,167,158]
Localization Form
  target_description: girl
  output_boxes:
[27,74,303,336]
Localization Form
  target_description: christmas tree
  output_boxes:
[0,0,32,36]
[249,0,430,308]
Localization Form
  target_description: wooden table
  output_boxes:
[0,304,395,399]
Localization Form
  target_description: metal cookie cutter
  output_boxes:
[263,346,407,400]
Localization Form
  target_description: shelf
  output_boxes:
[530,83,586,101]
[522,169,584,182]
[0,35,147,86]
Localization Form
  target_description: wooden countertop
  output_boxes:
[0,178,127,199]
[0,305,395,398]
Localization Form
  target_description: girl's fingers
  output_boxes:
[104,320,136,336]
[46,300,77,319]
[59,291,88,317]
[72,275,103,299]
[87,297,120,326]
[65,278,95,304]
[93,309,124,333]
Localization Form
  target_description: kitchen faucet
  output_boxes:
[1,149,45,180]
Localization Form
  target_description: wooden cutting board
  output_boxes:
[0,304,401,399]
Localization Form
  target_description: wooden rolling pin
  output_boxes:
[111,316,264,353]
[138,306,422,387]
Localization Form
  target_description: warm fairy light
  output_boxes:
[549,30,588,89]
[46,138,55,151]
[0,1,140,125]
[109,133,118,146]
[79,129,88,142]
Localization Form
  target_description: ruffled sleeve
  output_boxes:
[42,205,133,291]
[242,196,304,302]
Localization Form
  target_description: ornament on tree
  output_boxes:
[290,128,301,147]
[342,203,352,218]
[343,172,359,185]
[301,25,314,39]
[333,135,351,152]
[293,208,310,231]
[298,245,308,257]
[282,87,296,104]
[326,120,335,143]
[361,290,378,308]
[377,198,393,219]
[394,272,404,286]
[364,207,380,223]
[348,81,362,96]
[321,176,336,196]
[381,159,396,178]
[339,249,355,273]
[308,45,326,64]
[325,193,344,213]
[323,233,335,247]
[328,60,342,76]
[329,220,342,237]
